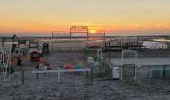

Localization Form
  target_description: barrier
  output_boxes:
[32,68,93,82]
[147,65,170,79]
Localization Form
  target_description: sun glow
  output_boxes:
[90,30,96,34]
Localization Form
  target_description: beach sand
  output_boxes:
[0,52,170,100]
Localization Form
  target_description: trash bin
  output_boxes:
[112,67,120,79]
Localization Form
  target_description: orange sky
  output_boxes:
[0,0,170,35]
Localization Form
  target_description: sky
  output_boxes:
[0,0,170,35]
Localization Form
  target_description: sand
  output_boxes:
[0,52,170,100]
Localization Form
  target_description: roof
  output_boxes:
[29,49,41,53]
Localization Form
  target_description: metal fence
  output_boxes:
[136,65,170,80]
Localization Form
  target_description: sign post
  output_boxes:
[70,26,89,48]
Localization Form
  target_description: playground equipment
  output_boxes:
[12,41,29,66]
[16,47,29,56]
[63,64,82,74]
[37,58,52,70]
[1,35,18,48]
[42,43,49,56]
[15,39,29,56]
[30,50,41,62]
[29,40,39,49]
[29,39,49,57]
[0,48,15,81]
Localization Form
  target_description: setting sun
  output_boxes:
[90,30,96,34]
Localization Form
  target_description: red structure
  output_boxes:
[30,50,40,62]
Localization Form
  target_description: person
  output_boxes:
[17,57,22,66]
[46,64,52,70]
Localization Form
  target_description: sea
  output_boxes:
[0,33,170,49]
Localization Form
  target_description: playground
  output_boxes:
[1,34,170,100]
[0,51,170,100]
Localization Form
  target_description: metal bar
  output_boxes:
[22,69,25,85]
[32,69,91,74]
[57,67,60,82]
[91,67,93,82]
[51,31,54,51]
[163,65,166,79]
[36,73,39,80]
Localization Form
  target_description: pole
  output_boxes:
[36,73,39,80]
[87,28,89,41]
[2,37,4,47]
[70,28,72,41]
[109,42,111,63]
[90,66,93,83]
[21,66,25,85]
[51,31,54,52]
[163,65,166,79]
[58,67,60,82]
[104,30,106,43]
[86,28,89,49]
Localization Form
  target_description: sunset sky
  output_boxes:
[0,0,170,35]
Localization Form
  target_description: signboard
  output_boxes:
[71,26,88,30]
[70,26,88,33]
[18,40,26,44]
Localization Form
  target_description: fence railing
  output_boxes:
[136,65,170,80]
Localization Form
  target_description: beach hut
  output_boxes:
[29,50,41,62]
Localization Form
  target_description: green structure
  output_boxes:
[0,48,15,81]
[104,62,113,78]
[42,43,49,56]
[147,65,170,79]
